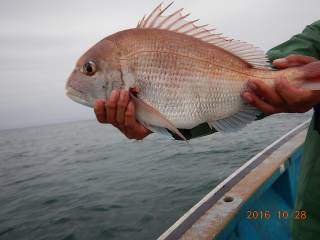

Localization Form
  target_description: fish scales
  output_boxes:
[113,28,253,128]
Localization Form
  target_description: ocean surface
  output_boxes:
[0,113,311,240]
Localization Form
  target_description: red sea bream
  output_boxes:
[66,3,320,140]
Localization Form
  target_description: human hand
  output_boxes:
[241,55,320,114]
[94,89,151,140]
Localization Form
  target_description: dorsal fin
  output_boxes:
[137,2,271,70]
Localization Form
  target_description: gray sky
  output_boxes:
[0,0,319,130]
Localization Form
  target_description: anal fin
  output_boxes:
[209,105,261,133]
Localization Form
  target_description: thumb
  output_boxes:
[275,78,311,107]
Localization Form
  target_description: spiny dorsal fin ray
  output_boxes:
[137,2,271,70]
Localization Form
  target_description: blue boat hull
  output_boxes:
[218,145,302,240]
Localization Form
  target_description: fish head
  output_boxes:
[66,39,123,107]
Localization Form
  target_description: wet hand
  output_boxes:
[241,55,320,114]
[94,89,151,140]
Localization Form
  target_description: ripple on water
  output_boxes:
[139,214,154,224]
[43,199,58,205]
[53,217,72,225]
[88,206,110,212]
[109,204,125,209]
[61,233,77,240]
[0,227,15,237]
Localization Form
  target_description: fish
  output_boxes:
[66,2,320,141]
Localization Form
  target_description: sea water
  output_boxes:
[0,112,311,239]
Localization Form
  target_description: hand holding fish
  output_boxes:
[242,55,320,114]
[94,90,151,140]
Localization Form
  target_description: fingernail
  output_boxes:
[119,89,126,99]
[241,92,253,103]
[248,81,257,90]
[94,99,102,105]
[128,101,134,109]
[110,90,116,98]
[273,58,287,65]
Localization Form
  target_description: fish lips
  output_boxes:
[65,87,94,108]
[65,69,95,107]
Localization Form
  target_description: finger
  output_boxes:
[124,102,138,139]
[125,101,150,139]
[273,55,317,69]
[117,124,127,136]
[116,90,129,125]
[286,54,318,65]
[247,80,284,106]
[272,58,289,69]
[94,99,107,123]
[106,90,120,124]
[241,92,284,114]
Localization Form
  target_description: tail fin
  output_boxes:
[300,61,320,90]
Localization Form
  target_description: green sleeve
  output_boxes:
[288,21,320,240]
[267,20,320,61]
[265,20,320,133]
[172,20,320,140]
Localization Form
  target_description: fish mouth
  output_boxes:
[66,87,94,108]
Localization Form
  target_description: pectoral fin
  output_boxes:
[129,93,188,142]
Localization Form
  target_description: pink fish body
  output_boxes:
[66,3,319,140]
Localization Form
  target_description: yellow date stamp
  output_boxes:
[245,210,307,220]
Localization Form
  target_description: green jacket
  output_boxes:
[270,20,320,240]
[178,20,320,239]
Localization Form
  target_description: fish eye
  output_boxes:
[82,60,97,76]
